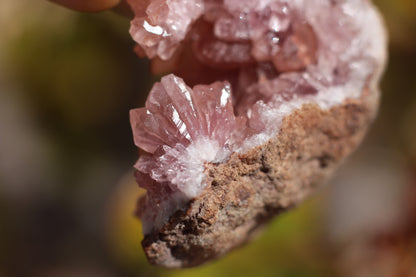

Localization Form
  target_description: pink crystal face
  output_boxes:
[130,74,245,232]
[128,0,204,59]
[129,0,387,233]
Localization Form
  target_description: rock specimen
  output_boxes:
[128,0,387,268]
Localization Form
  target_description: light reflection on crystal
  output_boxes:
[143,21,168,36]
[128,0,387,233]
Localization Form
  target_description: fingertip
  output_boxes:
[49,0,121,12]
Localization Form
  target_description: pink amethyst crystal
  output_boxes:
[129,0,204,59]
[129,0,387,263]
[130,74,245,233]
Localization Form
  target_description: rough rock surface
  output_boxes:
[141,92,377,268]
[127,0,387,268]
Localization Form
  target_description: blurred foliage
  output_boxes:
[0,0,415,276]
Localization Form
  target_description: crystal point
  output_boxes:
[129,0,204,59]
[129,0,387,236]
[130,74,246,232]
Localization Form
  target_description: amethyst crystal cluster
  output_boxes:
[131,75,244,232]
[128,0,387,266]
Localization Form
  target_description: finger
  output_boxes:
[48,0,121,12]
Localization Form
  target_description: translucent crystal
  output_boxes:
[128,0,204,59]
[129,0,387,233]
[130,74,246,233]
[272,22,318,72]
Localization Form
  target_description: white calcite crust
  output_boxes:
[129,0,387,235]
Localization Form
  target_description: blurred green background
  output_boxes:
[0,1,416,276]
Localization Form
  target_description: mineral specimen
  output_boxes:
[128,0,387,268]
[130,75,245,233]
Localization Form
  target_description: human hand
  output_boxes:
[48,0,130,13]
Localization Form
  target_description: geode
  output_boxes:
[128,0,387,268]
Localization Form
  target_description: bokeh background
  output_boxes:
[1,1,416,276]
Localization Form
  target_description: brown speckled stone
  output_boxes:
[140,89,378,268]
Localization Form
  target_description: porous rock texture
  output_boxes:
[142,94,377,268]
[127,0,387,268]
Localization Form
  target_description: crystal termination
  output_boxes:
[128,0,387,268]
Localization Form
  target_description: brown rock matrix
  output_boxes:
[142,97,376,267]
[127,0,387,267]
